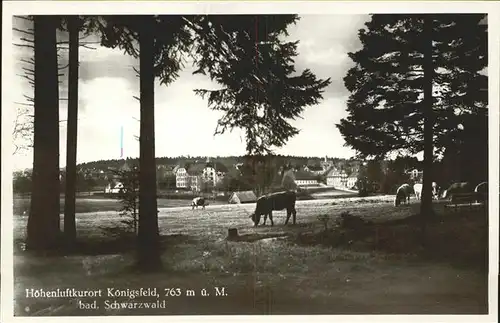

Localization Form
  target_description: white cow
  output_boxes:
[413,183,422,200]
[413,182,438,200]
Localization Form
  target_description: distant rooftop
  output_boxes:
[186,163,205,176]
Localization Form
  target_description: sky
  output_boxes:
[11,14,371,171]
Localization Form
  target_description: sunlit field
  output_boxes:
[12,197,226,216]
[12,188,354,216]
[13,195,488,315]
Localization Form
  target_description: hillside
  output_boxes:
[76,155,361,172]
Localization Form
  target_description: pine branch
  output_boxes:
[14,102,34,107]
[20,37,34,43]
[13,27,34,35]
[17,74,34,84]
[21,67,34,74]
[20,58,35,65]
[22,95,34,102]
[13,43,34,49]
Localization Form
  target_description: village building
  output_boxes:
[175,166,189,189]
[294,170,319,187]
[103,160,136,193]
[407,168,423,182]
[326,168,357,189]
[186,163,205,192]
[175,158,228,192]
[320,156,333,171]
[105,182,124,194]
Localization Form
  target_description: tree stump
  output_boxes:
[228,228,239,240]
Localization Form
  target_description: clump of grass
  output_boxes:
[99,225,135,240]
[316,213,331,231]
[296,208,487,269]
[166,238,355,276]
[337,211,372,229]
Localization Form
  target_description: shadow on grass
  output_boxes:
[14,231,192,257]
[290,207,488,270]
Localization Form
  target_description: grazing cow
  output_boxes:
[250,190,297,226]
[191,197,208,210]
[474,182,488,203]
[395,184,412,206]
[441,182,473,199]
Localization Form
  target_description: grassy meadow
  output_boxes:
[12,195,489,315]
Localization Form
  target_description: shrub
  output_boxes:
[109,166,140,236]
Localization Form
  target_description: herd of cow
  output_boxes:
[395,181,488,206]
[190,181,488,227]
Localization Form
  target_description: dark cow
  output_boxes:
[191,197,208,210]
[250,191,297,226]
[395,184,412,206]
[441,182,473,200]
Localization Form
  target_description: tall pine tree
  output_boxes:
[27,16,61,250]
[193,15,332,156]
[63,16,82,245]
[96,15,193,270]
[339,14,487,230]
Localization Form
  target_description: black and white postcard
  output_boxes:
[1,1,499,322]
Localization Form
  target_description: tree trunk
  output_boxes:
[63,16,80,245]
[27,16,61,251]
[419,15,436,245]
[137,18,161,271]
